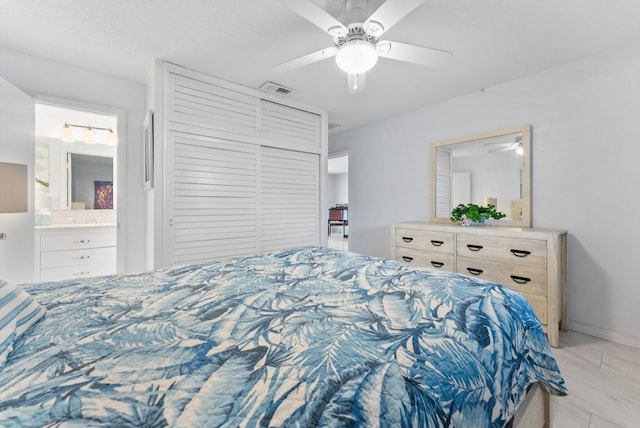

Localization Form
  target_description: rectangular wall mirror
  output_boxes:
[431,125,531,227]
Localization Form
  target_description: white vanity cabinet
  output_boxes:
[35,225,117,281]
[392,222,567,347]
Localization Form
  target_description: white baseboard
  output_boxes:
[568,320,640,349]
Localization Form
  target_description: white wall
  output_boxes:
[328,173,349,207]
[453,153,522,215]
[0,49,148,273]
[329,41,640,347]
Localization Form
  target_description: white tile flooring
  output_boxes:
[551,331,640,427]
[327,235,349,251]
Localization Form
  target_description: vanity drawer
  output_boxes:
[395,228,454,254]
[456,234,547,267]
[456,256,547,296]
[40,247,116,269]
[396,247,455,271]
[40,229,116,251]
[40,262,116,282]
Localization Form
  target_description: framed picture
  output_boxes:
[143,110,154,190]
[94,181,114,209]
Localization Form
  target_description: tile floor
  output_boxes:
[551,331,640,427]
[327,233,349,251]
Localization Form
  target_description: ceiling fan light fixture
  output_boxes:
[335,40,378,74]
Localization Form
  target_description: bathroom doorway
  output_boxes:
[327,152,349,251]
[34,100,125,277]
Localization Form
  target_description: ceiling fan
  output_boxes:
[274,0,452,94]
[484,136,524,155]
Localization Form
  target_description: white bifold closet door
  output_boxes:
[167,132,320,265]
[159,63,325,267]
[260,147,319,252]
[168,132,258,264]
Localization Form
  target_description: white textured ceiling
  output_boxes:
[2,0,640,134]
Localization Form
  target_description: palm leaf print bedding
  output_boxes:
[0,247,566,427]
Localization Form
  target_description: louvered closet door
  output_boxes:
[168,131,258,264]
[259,147,319,252]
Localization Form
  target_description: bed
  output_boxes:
[0,246,566,427]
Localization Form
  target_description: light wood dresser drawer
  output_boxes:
[396,247,455,271]
[457,233,547,267]
[395,228,454,254]
[456,256,547,296]
[519,292,548,325]
[391,222,566,347]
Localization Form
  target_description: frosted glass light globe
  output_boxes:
[335,41,378,74]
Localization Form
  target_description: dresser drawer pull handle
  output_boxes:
[510,249,531,257]
[72,271,90,276]
[466,267,483,275]
[402,256,414,262]
[430,240,444,247]
[402,237,414,243]
[430,261,444,268]
[466,244,484,251]
[73,256,90,260]
[73,240,92,244]
[510,275,531,284]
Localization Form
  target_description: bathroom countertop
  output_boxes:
[35,223,117,230]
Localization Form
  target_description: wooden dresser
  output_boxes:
[391,222,567,347]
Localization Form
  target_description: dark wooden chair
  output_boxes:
[328,207,348,238]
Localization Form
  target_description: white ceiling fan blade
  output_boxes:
[489,146,517,153]
[278,0,347,36]
[273,47,337,73]
[364,0,426,37]
[347,73,366,94]
[377,40,452,67]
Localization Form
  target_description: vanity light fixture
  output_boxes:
[61,122,117,145]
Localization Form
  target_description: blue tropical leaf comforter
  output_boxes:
[0,247,566,427]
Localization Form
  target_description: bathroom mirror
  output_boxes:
[431,125,531,227]
[35,137,116,210]
[66,153,114,209]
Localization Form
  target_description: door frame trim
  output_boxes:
[35,95,127,273]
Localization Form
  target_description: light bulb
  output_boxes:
[107,129,117,145]
[84,127,96,143]
[61,123,74,142]
[335,41,378,74]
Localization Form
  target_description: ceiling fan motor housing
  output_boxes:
[334,24,377,46]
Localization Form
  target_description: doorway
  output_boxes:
[327,152,349,251]
[34,101,124,275]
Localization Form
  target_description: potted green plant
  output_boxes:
[450,203,506,226]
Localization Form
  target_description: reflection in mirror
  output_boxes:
[35,137,116,210]
[432,125,531,227]
[68,154,114,209]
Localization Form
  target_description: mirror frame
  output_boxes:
[431,124,531,227]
